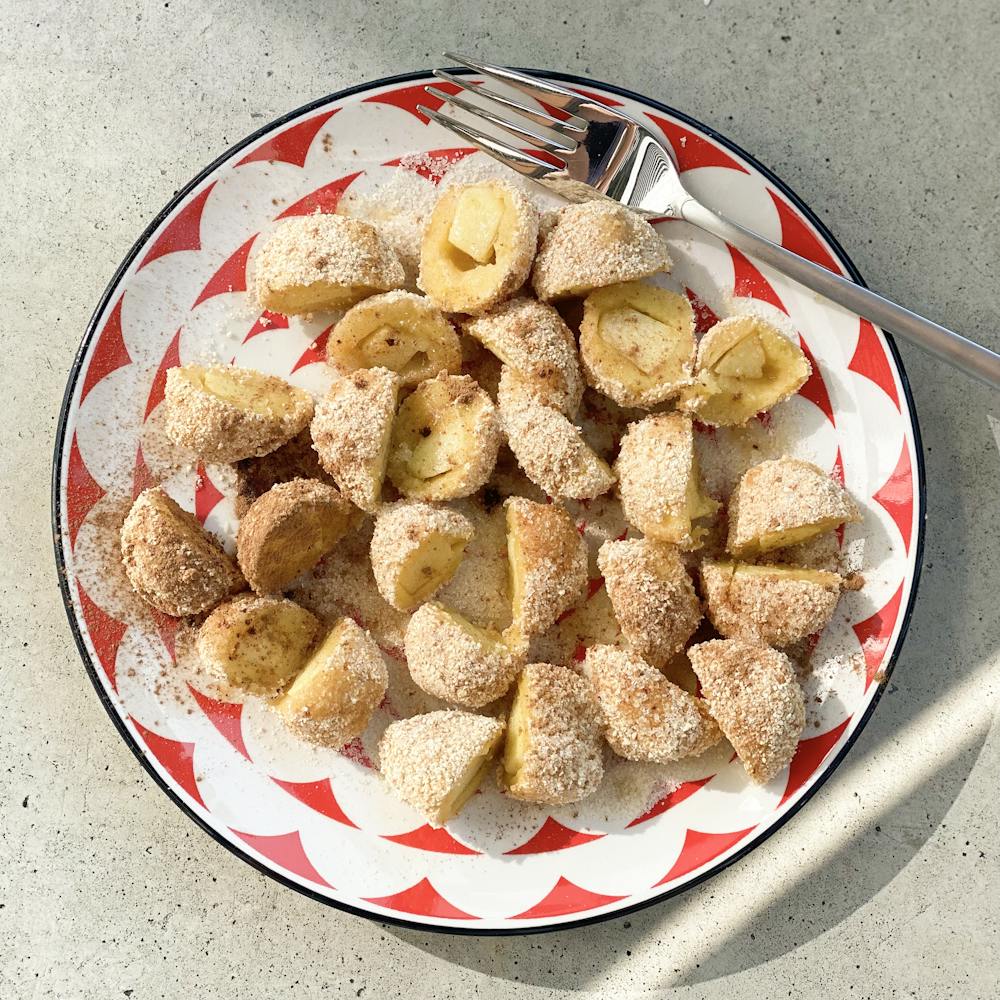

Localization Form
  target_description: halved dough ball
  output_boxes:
[498,366,615,500]
[727,457,861,557]
[387,373,501,501]
[275,617,388,748]
[327,290,461,387]
[583,645,721,763]
[506,497,588,637]
[197,595,320,696]
[120,487,244,617]
[765,531,843,574]
[370,501,474,611]
[597,538,701,668]
[164,364,313,464]
[419,181,539,314]
[235,427,334,519]
[254,215,404,315]
[404,602,524,708]
[688,638,805,784]
[531,201,672,301]
[615,412,718,548]
[580,281,696,408]
[237,479,353,594]
[378,710,505,827]
[500,662,604,805]
[700,561,843,647]
[463,297,583,416]
[311,367,400,512]
[681,315,811,426]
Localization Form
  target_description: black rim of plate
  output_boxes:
[51,68,927,936]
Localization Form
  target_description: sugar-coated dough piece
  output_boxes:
[311,367,400,512]
[597,538,701,667]
[404,601,525,708]
[505,497,588,637]
[582,645,721,763]
[498,366,615,500]
[688,638,805,784]
[727,457,861,557]
[500,662,604,805]
[254,215,404,315]
[378,710,505,827]
[419,181,539,314]
[237,479,353,594]
[370,501,474,611]
[614,412,718,548]
[700,561,843,647]
[235,427,334,518]
[681,315,811,426]
[197,595,320,696]
[580,281,696,408]
[327,290,462,387]
[164,364,314,464]
[120,487,244,617]
[387,372,501,501]
[276,618,388,748]
[463,297,583,416]
[531,201,672,301]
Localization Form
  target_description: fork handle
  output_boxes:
[679,198,1000,389]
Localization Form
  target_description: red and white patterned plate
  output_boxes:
[52,70,924,934]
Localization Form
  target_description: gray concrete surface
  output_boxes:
[2,0,999,996]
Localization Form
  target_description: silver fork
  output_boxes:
[419,54,1000,389]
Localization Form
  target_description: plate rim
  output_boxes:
[51,67,927,936]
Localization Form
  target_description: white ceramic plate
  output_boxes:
[53,70,924,934]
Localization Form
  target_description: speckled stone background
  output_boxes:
[3,0,999,997]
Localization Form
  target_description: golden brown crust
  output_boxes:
[688,638,805,784]
[120,487,244,617]
[197,594,321,696]
[234,427,334,519]
[254,215,405,315]
[597,538,702,667]
[727,457,862,557]
[505,497,588,636]
[275,617,388,748]
[700,561,842,647]
[531,201,672,301]
[310,367,400,512]
[236,479,354,594]
[327,290,462,387]
[462,297,583,416]
[499,662,604,805]
[164,365,314,464]
[583,644,721,762]
[378,710,505,827]
[418,181,539,314]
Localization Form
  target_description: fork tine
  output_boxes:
[425,86,577,156]
[432,69,587,135]
[416,105,559,180]
[444,52,593,115]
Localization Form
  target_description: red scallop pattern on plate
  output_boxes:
[55,73,921,932]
